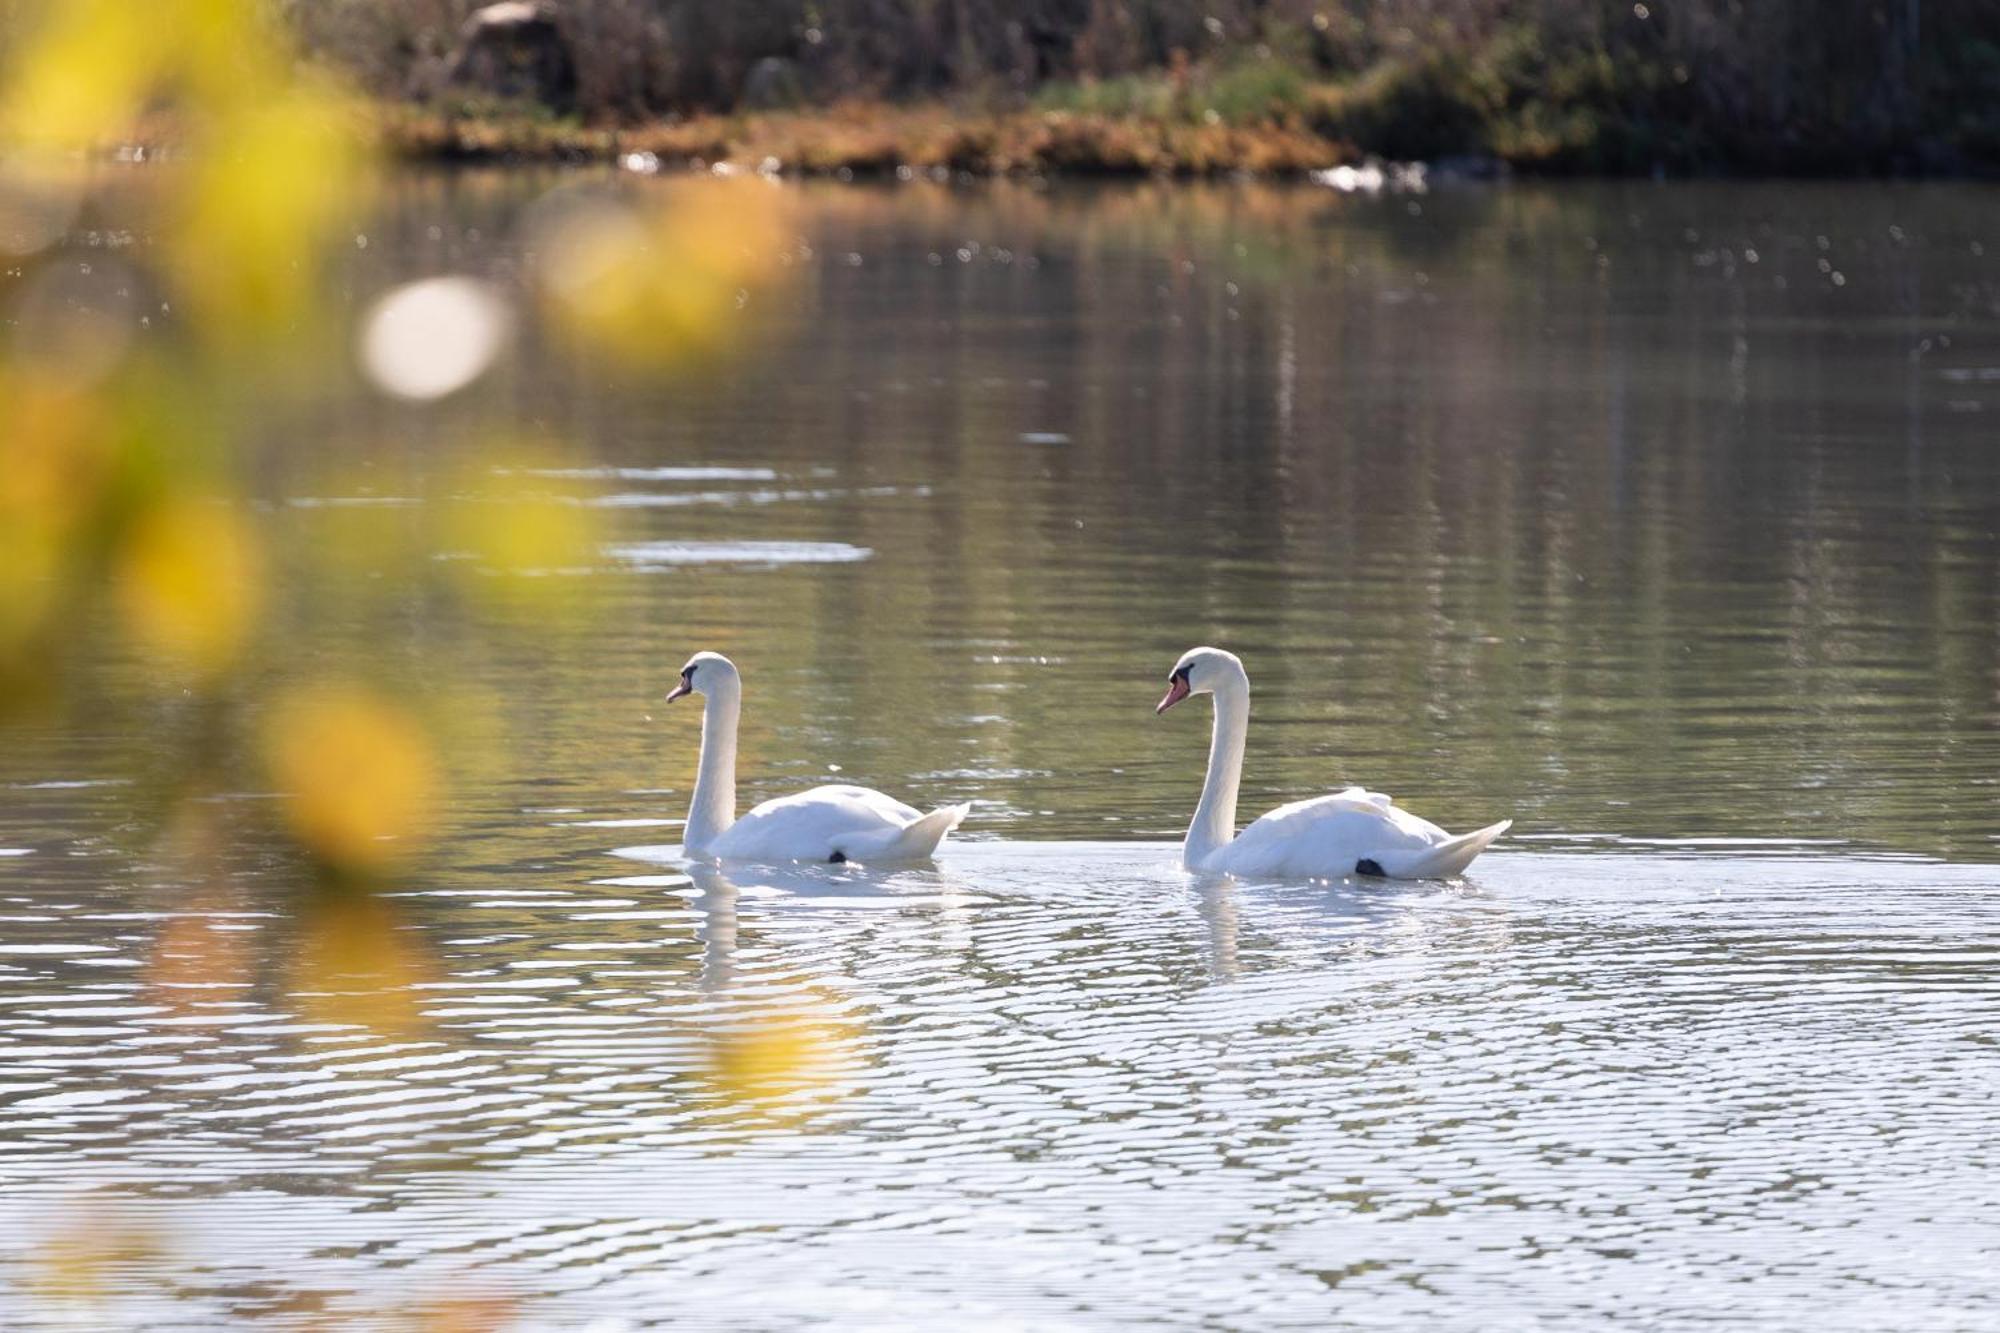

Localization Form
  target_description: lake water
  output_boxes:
[1,172,1997,1327]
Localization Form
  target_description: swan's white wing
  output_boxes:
[1212,786,1478,880]
[707,785,943,864]
[838,802,969,861]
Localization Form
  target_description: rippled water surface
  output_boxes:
[3,174,1999,1326]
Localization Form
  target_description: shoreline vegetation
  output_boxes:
[300,1,2000,180]
[378,101,1390,179]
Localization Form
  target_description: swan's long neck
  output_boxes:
[684,684,740,852]
[1187,679,1248,866]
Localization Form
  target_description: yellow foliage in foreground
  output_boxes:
[289,890,433,1037]
[166,82,372,338]
[536,178,792,371]
[703,1005,856,1123]
[264,683,440,872]
[114,495,264,675]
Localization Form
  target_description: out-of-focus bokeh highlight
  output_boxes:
[702,1003,857,1123]
[263,683,441,874]
[287,888,436,1037]
[360,275,511,400]
[533,177,792,371]
[114,495,264,676]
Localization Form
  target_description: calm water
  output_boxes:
[2,173,1998,1327]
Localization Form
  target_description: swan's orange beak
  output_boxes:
[1156,677,1191,714]
[666,679,693,703]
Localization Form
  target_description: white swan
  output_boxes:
[668,651,968,864]
[1156,647,1510,880]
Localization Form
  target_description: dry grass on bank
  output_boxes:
[379,101,1355,177]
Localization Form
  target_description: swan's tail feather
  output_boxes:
[840,803,969,863]
[1387,818,1511,879]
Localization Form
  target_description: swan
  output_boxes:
[667,651,968,865]
[1156,647,1510,880]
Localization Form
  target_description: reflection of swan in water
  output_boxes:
[683,857,967,904]
[682,859,977,992]
[1188,869,1494,983]
[1193,873,1240,984]
[688,863,739,993]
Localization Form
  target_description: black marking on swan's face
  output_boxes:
[1156,660,1198,714]
[828,850,848,864]
[1355,858,1385,877]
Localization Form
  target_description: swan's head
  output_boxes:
[666,650,739,703]
[1156,646,1245,714]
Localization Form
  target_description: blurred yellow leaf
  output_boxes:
[703,1006,854,1117]
[174,0,294,108]
[441,450,600,600]
[290,889,430,1036]
[3,0,369,338]
[264,683,439,871]
[25,1200,168,1302]
[0,522,61,650]
[0,382,98,660]
[537,179,790,371]
[0,377,107,527]
[113,493,263,674]
[0,0,293,151]
[0,0,162,152]
[166,81,371,337]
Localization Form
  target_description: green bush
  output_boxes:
[1201,55,1308,125]
[1035,73,1179,121]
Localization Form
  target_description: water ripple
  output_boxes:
[0,845,1994,1326]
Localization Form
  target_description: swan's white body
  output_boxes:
[704,784,967,864]
[671,652,967,865]
[1159,647,1509,880]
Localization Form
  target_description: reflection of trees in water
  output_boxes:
[307,174,2000,860]
[665,179,1997,857]
[4,176,1993,862]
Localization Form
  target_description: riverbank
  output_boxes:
[356,3,2000,182]
[379,86,1996,182]
[379,102,1362,179]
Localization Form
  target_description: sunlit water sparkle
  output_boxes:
[0,841,1995,1328]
